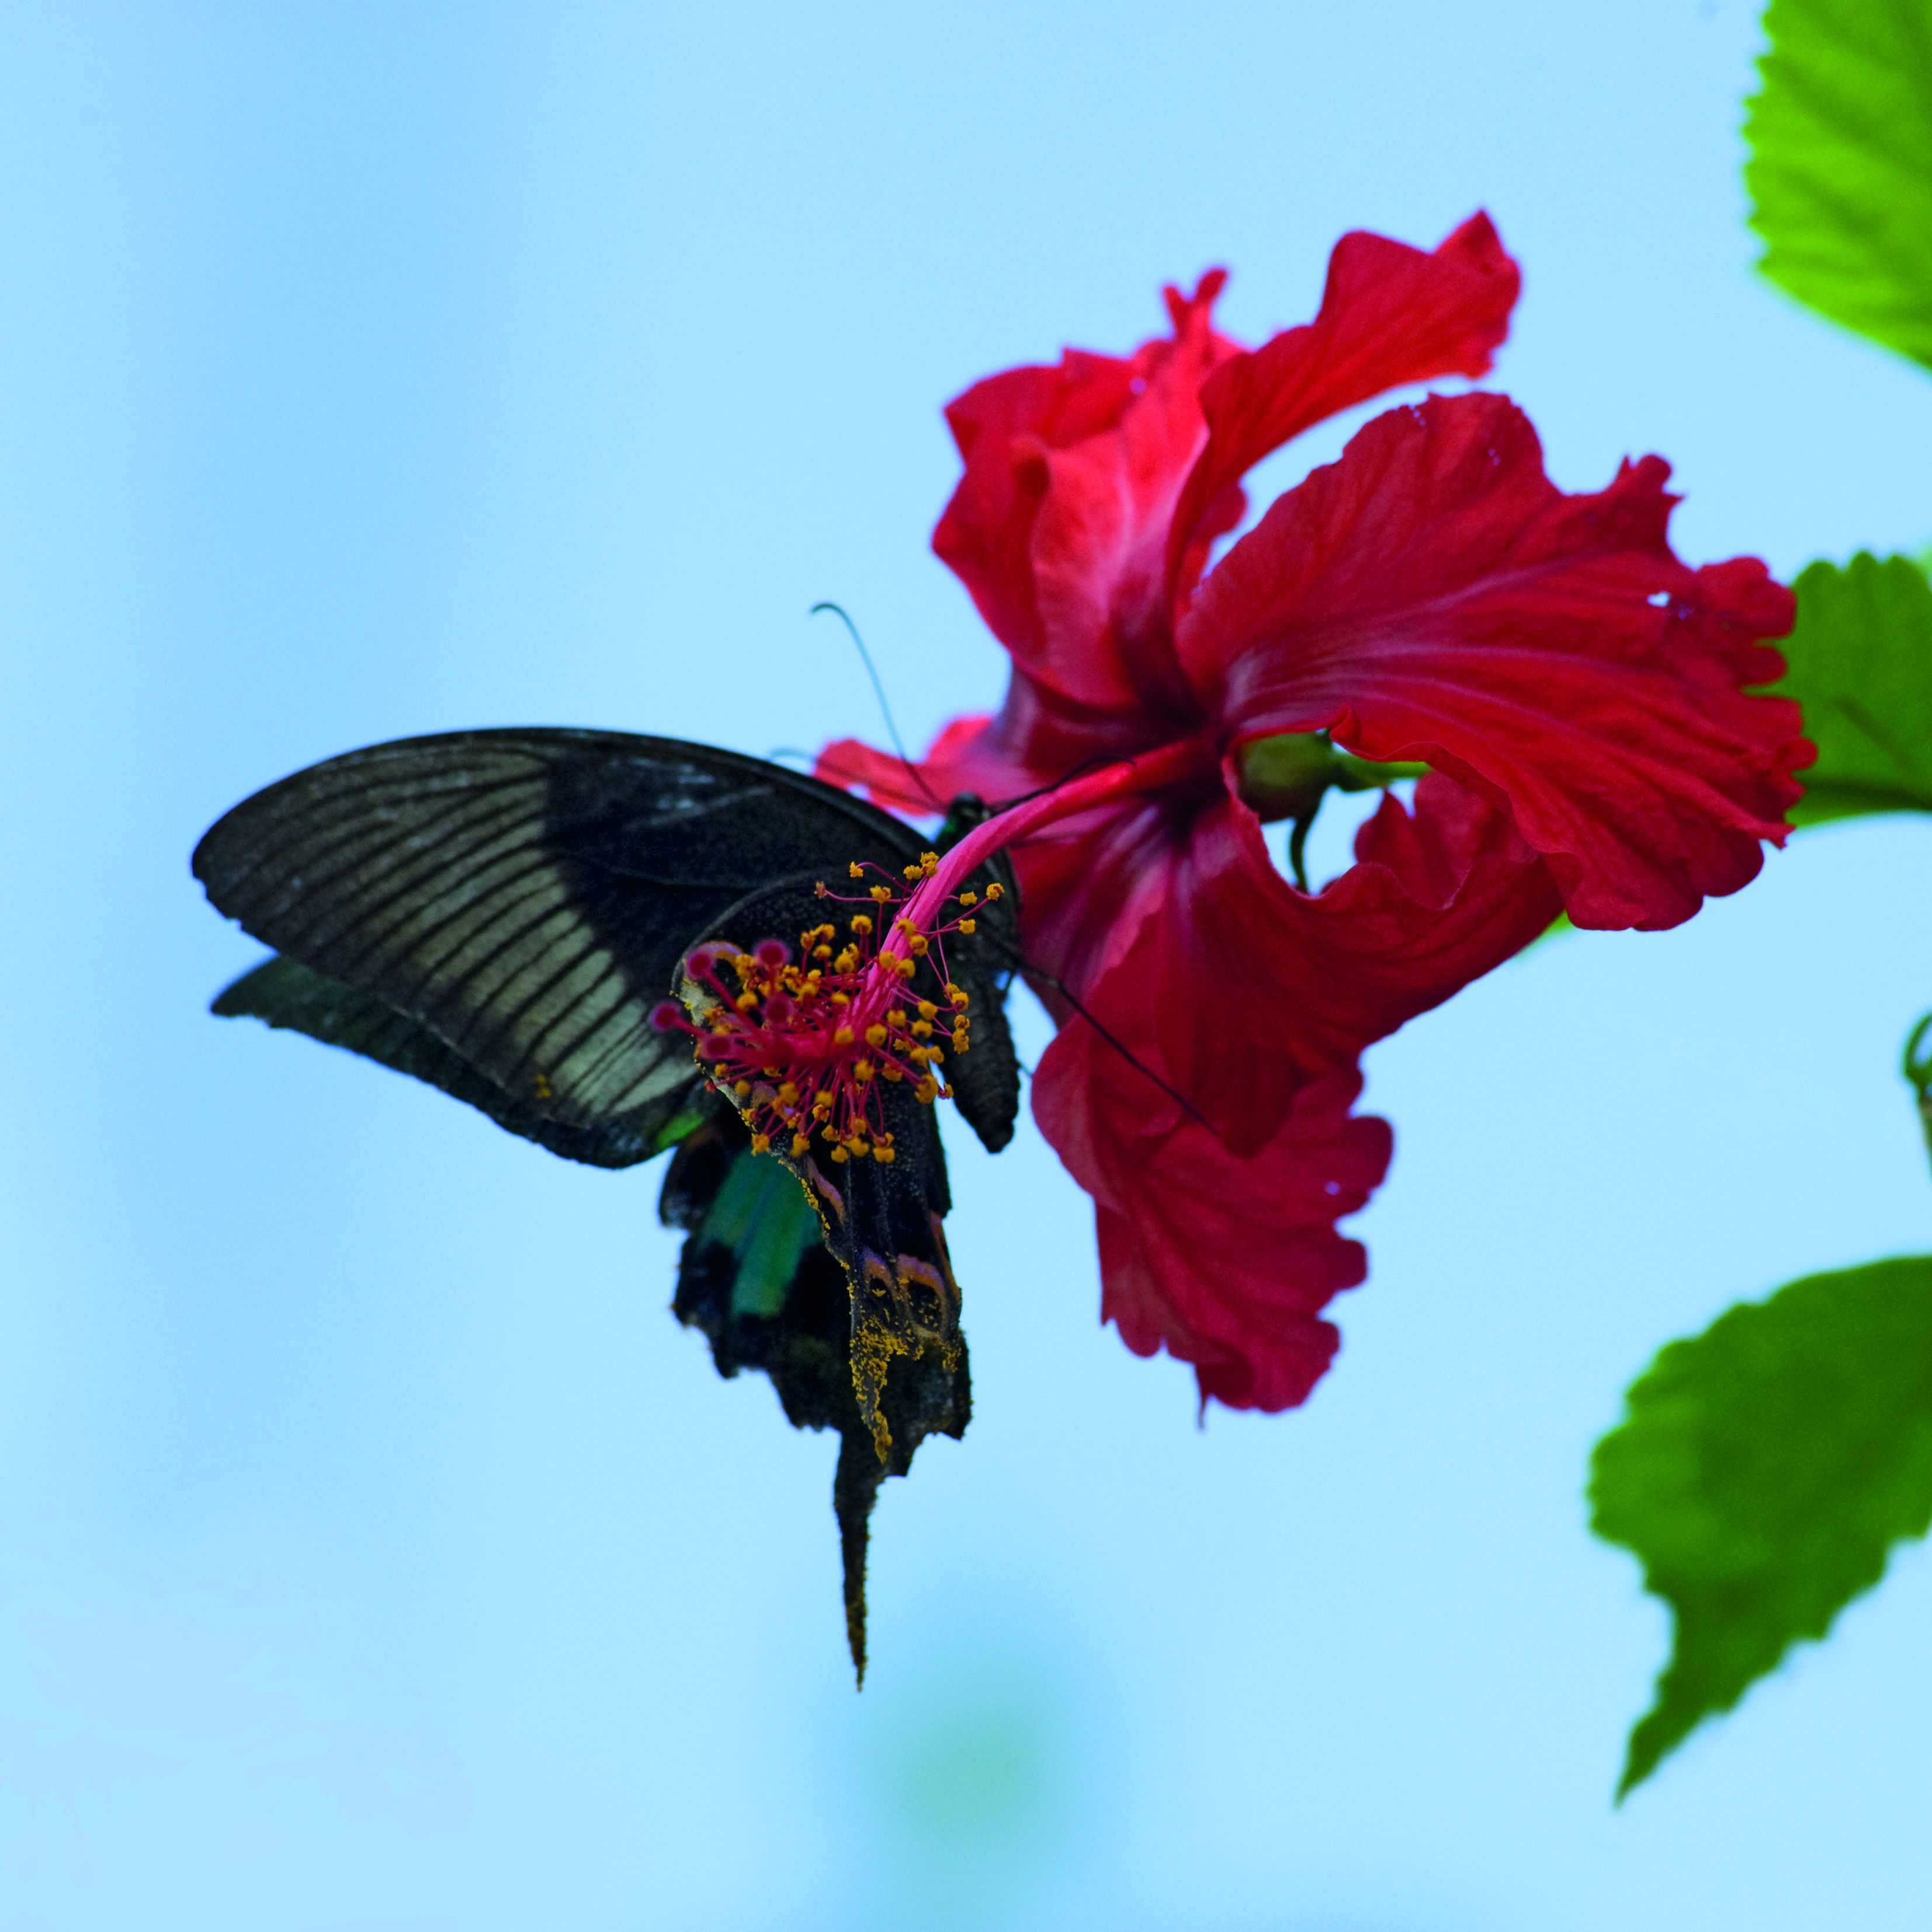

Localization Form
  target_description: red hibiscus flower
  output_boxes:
[818,215,1809,1413]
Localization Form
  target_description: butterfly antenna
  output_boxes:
[985,931,1213,1132]
[986,752,1128,816]
[809,601,945,811]
[1042,973,1215,1132]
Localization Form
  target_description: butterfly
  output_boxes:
[193,727,1021,1676]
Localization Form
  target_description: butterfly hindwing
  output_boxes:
[667,867,1010,1678]
[658,1100,942,1678]
[212,953,698,1167]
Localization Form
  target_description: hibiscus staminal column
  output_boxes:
[650,859,988,1166]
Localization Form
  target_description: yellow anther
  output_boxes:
[790,1132,811,1157]
[878,951,900,972]
[912,1020,933,1039]
[777,1081,799,1105]
[908,934,929,955]
[915,1075,939,1104]
[835,947,859,972]
[869,885,892,903]
[751,1132,771,1153]
[984,882,1004,900]
[948,986,969,1009]
[920,852,939,875]
[952,1029,970,1053]
[895,957,915,979]
[903,863,923,882]
[816,1089,834,1106]
[734,1080,751,1097]
[882,1064,904,1081]
[833,1026,854,1046]
[813,945,832,961]
[850,914,873,935]
[830,1144,849,1163]
[917,1000,938,1021]
[873,1144,896,1164]
[830,991,851,1007]
[958,890,977,907]
[734,991,758,1011]
[958,918,976,934]
[865,1024,888,1048]
[848,862,864,878]
[853,1060,874,1083]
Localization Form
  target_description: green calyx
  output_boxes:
[1234,733,1427,821]
[1234,733,1428,889]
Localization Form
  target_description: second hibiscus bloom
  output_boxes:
[818,214,1809,1413]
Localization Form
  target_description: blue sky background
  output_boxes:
[4,2,1931,1926]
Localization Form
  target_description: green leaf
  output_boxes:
[1744,0,1932,369]
[1768,553,1932,823]
[1590,1257,1932,1795]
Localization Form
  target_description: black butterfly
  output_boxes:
[193,728,1020,1677]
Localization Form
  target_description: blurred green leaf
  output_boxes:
[1905,1010,1932,1174]
[1590,1257,1932,1795]
[1523,910,1575,952]
[1745,0,1932,368]
[1770,553,1932,823]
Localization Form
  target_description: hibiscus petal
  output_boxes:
[1119,769,1562,1152]
[999,793,1181,1008]
[1034,1012,1392,1413]
[931,356,1133,663]
[1164,213,1521,601]
[814,714,1003,816]
[934,274,1243,711]
[1177,392,1809,931]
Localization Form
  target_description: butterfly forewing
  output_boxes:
[193,730,955,1158]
